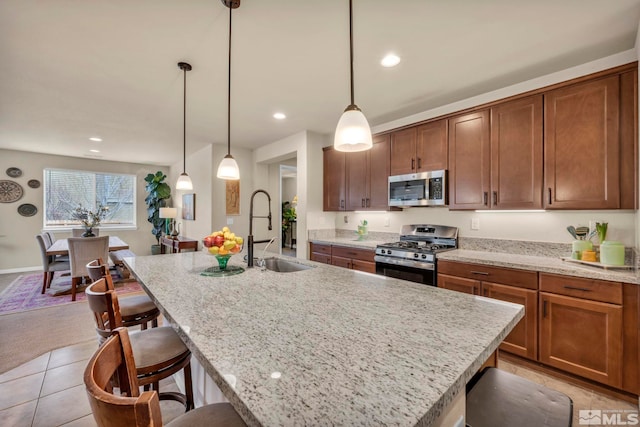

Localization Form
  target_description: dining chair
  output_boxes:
[72,228,100,237]
[84,327,246,427]
[68,236,109,301]
[85,279,195,412]
[35,234,71,294]
[86,258,160,330]
[41,230,69,262]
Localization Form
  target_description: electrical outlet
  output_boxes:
[227,218,234,225]
[344,215,349,224]
[471,218,480,230]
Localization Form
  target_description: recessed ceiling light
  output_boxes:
[89,137,102,142]
[381,54,401,68]
[273,112,286,120]
[89,149,100,153]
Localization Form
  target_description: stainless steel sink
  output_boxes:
[262,257,314,273]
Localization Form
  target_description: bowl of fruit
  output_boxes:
[202,226,244,275]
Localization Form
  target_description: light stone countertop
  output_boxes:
[308,237,388,250]
[125,252,523,427]
[437,249,640,285]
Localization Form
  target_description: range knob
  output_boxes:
[414,253,419,258]
[421,254,427,259]
[387,250,392,255]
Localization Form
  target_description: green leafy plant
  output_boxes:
[144,171,171,245]
[596,222,608,243]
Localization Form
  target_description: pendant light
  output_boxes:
[176,62,194,190]
[334,0,372,152]
[217,0,241,180]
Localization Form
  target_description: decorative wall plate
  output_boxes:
[18,203,37,217]
[28,179,40,188]
[0,180,24,203]
[6,167,22,178]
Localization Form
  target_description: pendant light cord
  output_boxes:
[227,4,232,156]
[182,65,187,173]
[349,0,354,106]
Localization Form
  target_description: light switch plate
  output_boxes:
[227,218,234,225]
[471,218,480,230]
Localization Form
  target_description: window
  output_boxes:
[44,168,136,228]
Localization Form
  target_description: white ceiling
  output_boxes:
[1,0,639,166]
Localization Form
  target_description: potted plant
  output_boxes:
[144,171,171,254]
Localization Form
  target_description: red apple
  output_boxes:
[203,236,215,248]
[213,235,225,247]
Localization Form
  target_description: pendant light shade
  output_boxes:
[216,0,241,180]
[217,154,240,180]
[334,0,372,152]
[176,62,193,190]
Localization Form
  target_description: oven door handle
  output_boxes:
[374,255,435,270]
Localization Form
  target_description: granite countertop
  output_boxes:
[125,252,523,427]
[308,236,386,250]
[438,249,640,285]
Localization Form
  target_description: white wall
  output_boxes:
[0,149,169,272]
[329,49,640,248]
[169,143,254,248]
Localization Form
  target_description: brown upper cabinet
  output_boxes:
[323,147,346,211]
[544,75,621,209]
[449,96,543,210]
[390,120,448,176]
[448,110,491,209]
[490,95,544,209]
[324,135,391,212]
[345,134,391,210]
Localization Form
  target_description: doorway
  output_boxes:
[280,165,297,258]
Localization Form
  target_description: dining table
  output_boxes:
[45,235,129,257]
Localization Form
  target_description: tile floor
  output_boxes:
[0,340,185,426]
[1,342,638,427]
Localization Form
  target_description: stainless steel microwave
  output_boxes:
[388,170,447,207]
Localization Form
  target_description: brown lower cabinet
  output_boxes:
[437,261,538,360]
[438,261,639,395]
[309,242,376,274]
[539,273,624,389]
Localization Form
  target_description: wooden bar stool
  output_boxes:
[86,259,160,329]
[466,367,573,427]
[86,279,194,411]
[84,327,246,427]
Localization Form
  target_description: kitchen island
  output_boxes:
[125,252,523,426]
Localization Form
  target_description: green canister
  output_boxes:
[571,240,592,259]
[599,241,625,266]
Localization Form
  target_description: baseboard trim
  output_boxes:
[0,266,41,275]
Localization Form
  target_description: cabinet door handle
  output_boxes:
[366,198,370,207]
[347,252,357,256]
[471,271,489,276]
[417,158,422,169]
[483,288,488,296]
[548,188,552,204]
[543,300,548,317]
[563,285,592,292]
[411,158,415,170]
[493,191,497,205]
[340,199,344,209]
[362,198,365,207]
[483,192,488,205]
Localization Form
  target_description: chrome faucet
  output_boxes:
[247,189,272,268]
[257,236,278,269]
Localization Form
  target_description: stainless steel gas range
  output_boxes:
[374,224,459,286]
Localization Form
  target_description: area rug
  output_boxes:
[0,272,143,314]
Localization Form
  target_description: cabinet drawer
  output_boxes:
[352,259,376,274]
[331,256,351,269]
[331,246,375,262]
[310,253,331,264]
[437,260,537,290]
[539,273,622,305]
[310,243,332,256]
